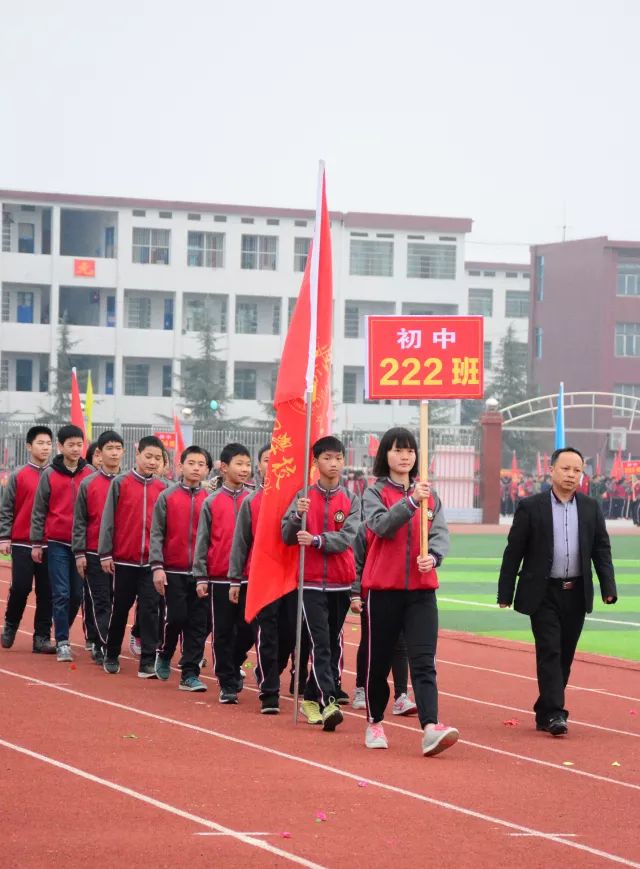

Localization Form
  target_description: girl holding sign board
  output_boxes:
[350,426,459,756]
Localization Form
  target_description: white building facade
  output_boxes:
[0,189,506,431]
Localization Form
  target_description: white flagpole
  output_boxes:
[293,160,324,724]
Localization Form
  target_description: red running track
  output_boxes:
[0,567,638,868]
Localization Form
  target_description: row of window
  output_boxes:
[468,289,530,318]
[533,323,640,359]
[534,256,640,301]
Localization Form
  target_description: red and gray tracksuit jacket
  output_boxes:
[98,470,168,568]
[228,485,263,587]
[360,477,449,594]
[72,468,118,558]
[0,462,49,550]
[193,484,249,585]
[281,483,360,591]
[30,455,94,547]
[149,482,208,575]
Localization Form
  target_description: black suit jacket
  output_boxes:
[497,491,617,615]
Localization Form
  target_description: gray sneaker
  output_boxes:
[154,654,171,681]
[56,643,74,663]
[422,724,459,757]
[179,675,207,692]
[103,657,120,674]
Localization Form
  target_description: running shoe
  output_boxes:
[261,695,280,715]
[103,657,120,674]
[138,663,158,679]
[334,687,350,706]
[422,723,459,757]
[365,723,389,749]
[321,701,343,732]
[352,686,366,710]
[129,634,142,656]
[32,635,56,654]
[56,643,74,662]
[219,688,238,704]
[393,693,418,716]
[180,675,207,692]
[154,654,171,681]
[300,700,322,725]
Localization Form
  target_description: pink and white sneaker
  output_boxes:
[422,723,459,757]
[392,693,418,716]
[365,723,389,749]
[129,634,142,657]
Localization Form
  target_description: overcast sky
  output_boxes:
[1,0,638,263]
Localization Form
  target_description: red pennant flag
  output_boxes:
[511,450,519,478]
[611,448,624,480]
[246,168,333,622]
[367,434,380,457]
[596,453,602,476]
[173,413,185,475]
[70,368,87,457]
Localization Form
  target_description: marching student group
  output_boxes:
[1,421,617,757]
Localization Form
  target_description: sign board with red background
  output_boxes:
[74,259,96,277]
[154,432,176,450]
[365,316,484,400]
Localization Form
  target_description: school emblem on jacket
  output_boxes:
[334,510,345,524]
[427,508,434,521]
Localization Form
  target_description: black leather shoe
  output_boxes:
[537,716,568,736]
[1,624,17,649]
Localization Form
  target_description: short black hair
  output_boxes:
[312,435,345,459]
[220,442,250,465]
[57,424,85,444]
[550,447,584,466]
[26,425,53,444]
[258,443,271,462]
[97,430,124,450]
[137,435,165,454]
[372,427,418,480]
[181,445,213,471]
[85,441,100,466]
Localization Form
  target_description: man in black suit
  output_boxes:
[497,447,617,736]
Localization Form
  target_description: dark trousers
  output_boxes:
[366,589,439,728]
[254,589,298,698]
[48,542,83,645]
[210,581,255,690]
[82,581,98,646]
[106,565,159,667]
[4,545,52,639]
[158,572,208,679]
[356,604,409,698]
[302,589,350,707]
[530,579,586,725]
[84,554,112,650]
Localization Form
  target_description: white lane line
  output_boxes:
[1,667,639,869]
[509,833,579,838]
[0,737,325,869]
[194,832,273,837]
[436,596,640,628]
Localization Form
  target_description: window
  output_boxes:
[234,367,257,399]
[39,362,49,392]
[1,290,9,322]
[288,297,296,325]
[132,209,146,217]
[105,361,114,395]
[617,264,640,296]
[535,255,544,301]
[613,384,640,416]
[483,341,492,370]
[468,269,481,276]
[132,227,170,264]
[344,305,360,338]
[407,243,456,279]
[506,271,518,278]
[17,291,34,323]
[0,359,8,390]
[241,217,255,224]
[468,288,493,317]
[513,342,528,367]
[236,301,258,334]
[18,223,35,254]
[2,214,10,251]
[522,272,530,279]
[350,240,393,277]
[15,358,33,391]
[241,235,278,270]
[505,291,530,317]
[162,364,172,397]
[615,322,640,357]
[483,271,495,277]
[294,237,312,272]
[534,327,543,359]
[187,213,201,221]
[294,220,307,227]
[159,211,172,219]
[343,370,357,404]
[187,231,224,268]
[271,300,281,335]
[124,363,149,395]
[127,295,152,329]
[214,215,227,223]
[266,218,279,226]
[269,366,279,399]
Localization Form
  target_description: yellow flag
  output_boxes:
[85,371,94,441]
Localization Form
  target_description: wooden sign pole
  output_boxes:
[419,399,429,557]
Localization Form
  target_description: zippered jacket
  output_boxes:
[228,486,263,585]
[0,462,48,548]
[98,470,168,567]
[72,468,118,556]
[193,485,249,582]
[30,455,93,547]
[361,478,449,593]
[149,482,208,574]
[281,483,360,590]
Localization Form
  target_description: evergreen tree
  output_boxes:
[179,317,227,428]
[39,314,76,421]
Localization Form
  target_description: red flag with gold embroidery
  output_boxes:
[245,168,333,622]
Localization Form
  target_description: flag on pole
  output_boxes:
[611,448,624,479]
[555,381,566,450]
[85,371,94,441]
[596,453,602,476]
[246,167,333,623]
[173,413,186,475]
[70,367,87,456]
[367,434,380,457]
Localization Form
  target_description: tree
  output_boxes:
[39,314,76,421]
[179,317,227,428]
